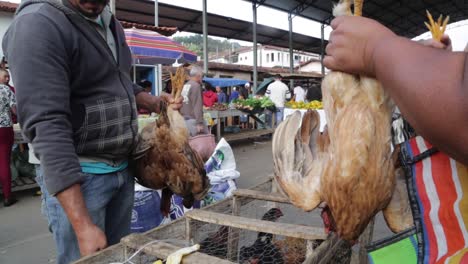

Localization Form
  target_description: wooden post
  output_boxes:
[358,218,375,264]
[227,196,241,261]
[185,217,193,244]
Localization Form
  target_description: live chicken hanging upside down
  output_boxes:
[135,66,210,216]
[271,0,447,241]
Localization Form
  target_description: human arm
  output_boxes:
[324,16,468,164]
[3,13,106,254]
[135,91,182,113]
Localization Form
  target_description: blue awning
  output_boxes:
[203,77,249,88]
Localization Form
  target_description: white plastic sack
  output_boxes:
[204,138,240,185]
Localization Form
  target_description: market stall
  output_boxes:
[283,100,327,132]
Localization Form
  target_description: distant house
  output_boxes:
[295,58,329,74]
[212,45,321,69]
[0,1,16,59]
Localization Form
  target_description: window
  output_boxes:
[245,56,247,60]
[277,53,280,61]
[267,54,270,63]
[271,53,274,62]
[240,57,242,61]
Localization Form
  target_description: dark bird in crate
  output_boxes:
[199,208,284,259]
[239,208,284,264]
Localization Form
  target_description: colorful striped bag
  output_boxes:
[368,136,468,264]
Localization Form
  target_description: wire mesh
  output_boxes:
[191,200,330,264]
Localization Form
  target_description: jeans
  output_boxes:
[35,166,134,264]
[276,107,284,125]
[0,127,13,199]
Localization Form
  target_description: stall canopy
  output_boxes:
[203,77,249,88]
[116,0,327,53]
[124,28,197,65]
[241,0,468,38]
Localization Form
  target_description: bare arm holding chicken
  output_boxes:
[324,16,468,164]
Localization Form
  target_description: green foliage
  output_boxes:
[173,34,242,56]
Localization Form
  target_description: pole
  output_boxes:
[202,0,209,74]
[321,23,325,76]
[109,0,115,14]
[155,0,160,96]
[288,13,294,89]
[154,0,159,27]
[252,1,258,90]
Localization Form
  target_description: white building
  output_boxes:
[0,2,15,59]
[235,45,320,68]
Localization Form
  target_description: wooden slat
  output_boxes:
[234,189,290,203]
[122,233,235,264]
[185,210,326,241]
[223,129,274,142]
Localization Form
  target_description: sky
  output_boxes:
[157,0,468,51]
[6,0,467,51]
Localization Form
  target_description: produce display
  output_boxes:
[232,97,276,113]
[206,103,228,111]
[285,100,323,110]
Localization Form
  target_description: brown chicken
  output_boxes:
[273,0,397,241]
[135,67,210,216]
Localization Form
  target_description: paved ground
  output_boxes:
[0,137,392,263]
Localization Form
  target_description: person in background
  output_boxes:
[0,68,16,124]
[265,74,291,125]
[138,79,152,94]
[293,84,306,102]
[229,87,240,102]
[216,86,227,104]
[3,0,182,262]
[239,82,250,99]
[203,85,218,107]
[138,80,153,115]
[181,65,208,136]
[0,82,17,207]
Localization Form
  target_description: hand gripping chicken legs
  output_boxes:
[273,0,396,241]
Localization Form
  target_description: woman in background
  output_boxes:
[0,82,17,206]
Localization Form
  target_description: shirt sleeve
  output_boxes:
[7,87,16,107]
[3,13,85,195]
[191,84,204,125]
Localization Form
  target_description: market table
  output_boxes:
[205,109,276,142]
[283,108,327,132]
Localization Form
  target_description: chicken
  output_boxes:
[239,208,284,264]
[135,66,210,216]
[273,0,396,241]
[199,208,284,259]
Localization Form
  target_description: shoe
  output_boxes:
[4,197,18,207]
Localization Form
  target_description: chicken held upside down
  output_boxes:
[135,67,210,216]
[273,0,398,241]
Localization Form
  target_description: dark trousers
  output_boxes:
[0,127,13,199]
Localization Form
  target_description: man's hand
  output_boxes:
[76,222,107,256]
[196,124,205,134]
[56,184,107,257]
[161,92,183,110]
[324,16,396,76]
[420,34,452,51]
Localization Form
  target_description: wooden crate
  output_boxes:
[74,179,374,264]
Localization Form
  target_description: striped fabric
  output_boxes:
[404,136,468,264]
[124,28,197,64]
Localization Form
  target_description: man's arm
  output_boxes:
[135,91,182,112]
[3,13,106,255]
[324,16,468,164]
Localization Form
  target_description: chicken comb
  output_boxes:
[425,10,450,42]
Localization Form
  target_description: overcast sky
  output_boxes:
[158,0,468,51]
[7,0,467,51]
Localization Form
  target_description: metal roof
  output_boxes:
[242,0,468,38]
[116,0,327,53]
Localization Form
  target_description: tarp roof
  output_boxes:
[116,0,327,53]
[241,0,468,38]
